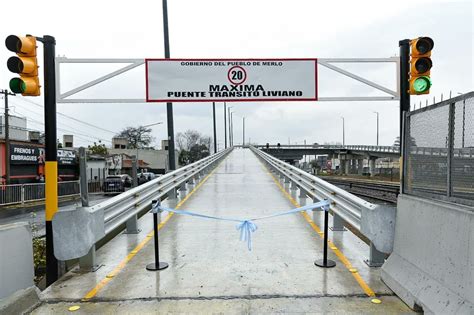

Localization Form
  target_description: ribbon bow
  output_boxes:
[236,220,258,251]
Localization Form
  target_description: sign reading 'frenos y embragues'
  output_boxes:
[146,59,318,102]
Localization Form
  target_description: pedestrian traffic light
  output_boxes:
[5,35,40,96]
[409,37,433,95]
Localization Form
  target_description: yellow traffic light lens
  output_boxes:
[413,77,431,93]
[9,78,26,93]
[414,57,432,74]
[7,56,22,73]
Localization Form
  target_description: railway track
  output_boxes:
[320,176,400,204]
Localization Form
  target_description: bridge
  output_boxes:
[1,93,473,314]
[22,147,411,313]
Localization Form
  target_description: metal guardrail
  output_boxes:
[0,181,80,206]
[251,146,396,255]
[53,148,232,261]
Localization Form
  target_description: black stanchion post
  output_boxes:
[315,204,336,268]
[146,200,169,271]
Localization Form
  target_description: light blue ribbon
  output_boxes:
[152,199,330,251]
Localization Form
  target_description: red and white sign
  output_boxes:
[145,58,318,102]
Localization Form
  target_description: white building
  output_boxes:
[0,115,28,141]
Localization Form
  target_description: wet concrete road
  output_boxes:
[33,149,413,313]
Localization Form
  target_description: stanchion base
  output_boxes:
[146,262,169,271]
[314,259,336,268]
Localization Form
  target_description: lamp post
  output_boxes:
[228,106,233,146]
[224,102,227,149]
[373,111,379,146]
[230,111,234,146]
[242,116,245,146]
[341,117,345,146]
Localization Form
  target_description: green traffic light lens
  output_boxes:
[413,76,431,92]
[9,78,26,93]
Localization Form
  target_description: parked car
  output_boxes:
[103,175,132,194]
[138,172,157,185]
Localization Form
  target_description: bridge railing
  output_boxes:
[0,181,80,206]
[52,148,233,261]
[251,146,396,260]
[256,144,400,153]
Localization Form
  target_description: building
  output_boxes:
[106,153,150,176]
[0,139,79,184]
[0,115,28,141]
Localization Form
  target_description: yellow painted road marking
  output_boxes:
[82,161,224,301]
[262,165,376,298]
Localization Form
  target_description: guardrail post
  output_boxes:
[364,242,385,267]
[290,180,298,190]
[299,190,307,206]
[312,197,321,226]
[330,213,346,232]
[178,182,187,197]
[125,156,141,234]
[78,147,100,271]
[79,245,100,272]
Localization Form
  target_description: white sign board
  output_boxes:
[146,59,318,102]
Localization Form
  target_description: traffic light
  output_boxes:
[5,35,41,96]
[409,37,433,95]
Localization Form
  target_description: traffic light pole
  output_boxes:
[1,90,14,184]
[399,39,410,194]
[162,0,176,171]
[38,35,59,286]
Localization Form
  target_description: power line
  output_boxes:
[9,100,112,143]
[15,96,118,135]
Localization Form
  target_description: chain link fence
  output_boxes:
[404,92,474,206]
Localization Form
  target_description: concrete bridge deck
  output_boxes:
[33,149,413,313]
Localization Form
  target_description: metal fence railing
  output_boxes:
[0,181,81,206]
[404,91,474,206]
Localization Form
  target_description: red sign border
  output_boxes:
[145,58,318,103]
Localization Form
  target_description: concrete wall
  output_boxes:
[381,194,473,314]
[0,222,34,299]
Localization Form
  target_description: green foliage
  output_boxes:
[176,130,211,165]
[117,126,155,149]
[29,212,46,284]
[88,141,108,155]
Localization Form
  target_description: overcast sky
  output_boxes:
[1,0,472,149]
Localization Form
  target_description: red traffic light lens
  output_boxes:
[5,35,21,53]
[415,37,434,54]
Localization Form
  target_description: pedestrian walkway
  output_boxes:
[33,149,413,313]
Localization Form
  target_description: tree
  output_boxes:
[88,141,108,155]
[176,130,211,165]
[117,126,155,149]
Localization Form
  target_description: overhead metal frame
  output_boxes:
[56,57,400,104]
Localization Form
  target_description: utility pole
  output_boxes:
[212,102,217,153]
[1,90,14,184]
[373,111,379,146]
[162,0,176,170]
[242,117,245,146]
